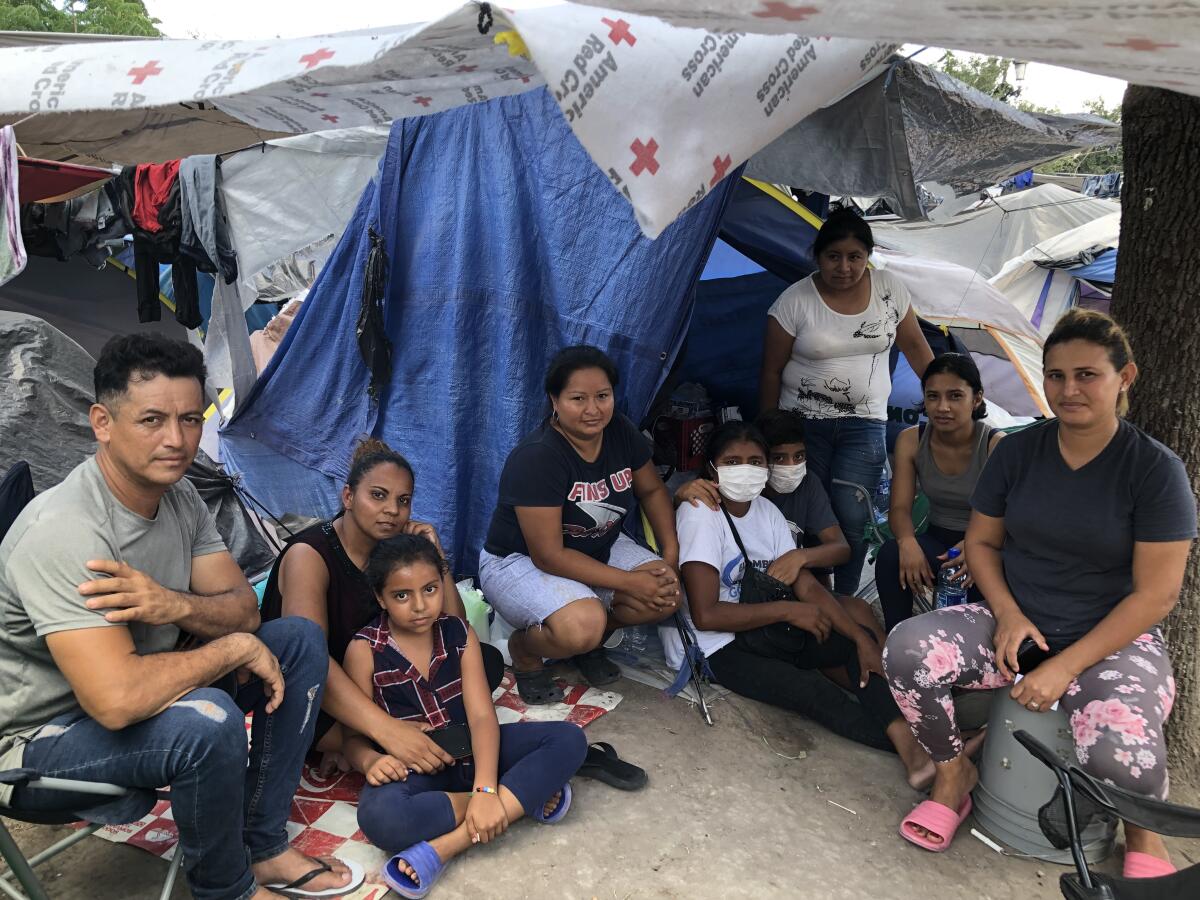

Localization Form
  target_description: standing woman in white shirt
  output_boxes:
[759,209,933,594]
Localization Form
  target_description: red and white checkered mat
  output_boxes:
[88,674,620,897]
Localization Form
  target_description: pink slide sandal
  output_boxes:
[1123,851,1176,879]
[900,795,973,852]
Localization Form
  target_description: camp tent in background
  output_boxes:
[989,213,1120,338]
[871,184,1119,279]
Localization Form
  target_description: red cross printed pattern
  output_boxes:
[456,64,478,73]
[1104,38,1179,52]
[311,92,329,98]
[321,114,339,124]
[602,17,637,46]
[709,154,732,187]
[127,61,163,85]
[299,47,335,69]
[629,138,660,177]
[753,2,821,21]
[413,96,433,107]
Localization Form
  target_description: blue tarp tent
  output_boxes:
[1070,248,1117,285]
[220,88,734,572]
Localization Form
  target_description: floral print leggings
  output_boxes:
[882,603,1175,800]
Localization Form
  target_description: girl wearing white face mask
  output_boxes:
[663,422,939,783]
[676,410,856,601]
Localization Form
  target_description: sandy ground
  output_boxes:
[4,678,1198,899]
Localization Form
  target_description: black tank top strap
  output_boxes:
[261,517,379,664]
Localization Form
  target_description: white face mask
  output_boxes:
[714,464,769,503]
[768,462,807,494]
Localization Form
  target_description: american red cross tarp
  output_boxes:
[218,87,734,568]
[1,1,1195,238]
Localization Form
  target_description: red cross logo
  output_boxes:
[299,48,335,69]
[311,92,329,98]
[456,64,477,73]
[752,2,820,21]
[413,96,433,107]
[1104,37,1179,51]
[709,154,732,187]
[321,114,339,124]
[127,60,163,85]
[602,17,636,46]
[629,138,660,177]
[519,75,532,83]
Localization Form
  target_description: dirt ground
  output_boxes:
[4,678,1198,899]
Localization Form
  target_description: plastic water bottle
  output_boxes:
[934,547,968,609]
[873,477,891,524]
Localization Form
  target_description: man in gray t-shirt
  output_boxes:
[0,335,359,900]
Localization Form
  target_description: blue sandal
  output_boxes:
[533,782,572,824]
[383,842,445,899]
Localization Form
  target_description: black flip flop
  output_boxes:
[576,741,647,791]
[574,647,621,686]
[514,668,565,705]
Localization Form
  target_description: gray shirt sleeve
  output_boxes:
[181,482,227,558]
[800,477,840,534]
[7,516,123,637]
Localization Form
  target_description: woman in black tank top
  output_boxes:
[262,438,503,768]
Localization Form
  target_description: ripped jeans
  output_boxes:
[13,617,328,900]
[882,604,1175,800]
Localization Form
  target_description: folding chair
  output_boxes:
[1013,729,1200,900]
[0,769,182,900]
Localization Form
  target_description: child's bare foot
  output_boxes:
[543,789,564,818]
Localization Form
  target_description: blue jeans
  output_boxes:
[357,721,587,853]
[14,617,327,900]
[802,416,886,595]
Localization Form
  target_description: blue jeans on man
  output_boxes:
[13,618,326,900]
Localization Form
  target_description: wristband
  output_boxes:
[473,786,497,795]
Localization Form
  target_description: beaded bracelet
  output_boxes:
[473,786,498,795]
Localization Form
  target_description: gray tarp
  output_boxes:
[0,311,277,576]
[747,60,1120,220]
[0,311,95,489]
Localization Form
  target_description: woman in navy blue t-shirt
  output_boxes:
[884,310,1196,876]
[480,346,681,704]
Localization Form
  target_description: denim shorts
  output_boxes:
[478,533,660,629]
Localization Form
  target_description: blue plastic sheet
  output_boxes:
[221,88,732,572]
[1069,249,1117,284]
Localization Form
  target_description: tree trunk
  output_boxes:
[1110,85,1200,781]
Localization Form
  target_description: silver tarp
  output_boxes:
[746,60,1121,219]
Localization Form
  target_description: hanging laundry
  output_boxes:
[0,126,26,288]
[179,155,238,285]
[132,160,181,233]
[114,163,203,330]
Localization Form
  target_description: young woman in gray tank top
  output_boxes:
[876,354,1003,632]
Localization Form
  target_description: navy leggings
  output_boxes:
[357,721,588,853]
[876,525,984,634]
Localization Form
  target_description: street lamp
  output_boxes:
[1013,60,1029,82]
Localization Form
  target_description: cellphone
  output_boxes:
[427,724,473,760]
[1015,638,1056,672]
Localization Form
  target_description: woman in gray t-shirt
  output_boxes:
[882,310,1196,876]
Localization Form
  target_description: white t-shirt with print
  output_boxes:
[768,269,912,421]
[660,496,797,671]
